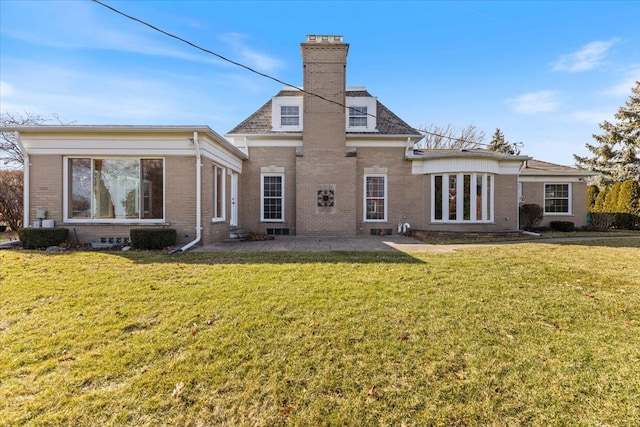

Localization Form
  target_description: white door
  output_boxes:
[230,172,238,227]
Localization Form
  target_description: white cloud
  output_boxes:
[600,65,640,96]
[0,81,17,98]
[552,39,619,73]
[508,91,560,114]
[219,33,282,72]
[562,110,613,125]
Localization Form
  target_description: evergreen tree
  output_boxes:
[617,179,640,214]
[586,185,599,212]
[594,187,609,212]
[574,81,640,186]
[488,128,520,155]
[604,182,622,212]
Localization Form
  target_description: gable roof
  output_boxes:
[520,159,594,176]
[226,89,421,137]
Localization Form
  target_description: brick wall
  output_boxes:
[522,181,588,227]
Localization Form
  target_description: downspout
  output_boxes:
[180,131,202,252]
[15,131,30,228]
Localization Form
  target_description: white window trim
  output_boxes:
[363,174,388,222]
[346,96,377,132]
[260,173,285,222]
[430,173,494,224]
[543,182,573,216]
[212,164,226,223]
[271,97,303,132]
[63,156,166,224]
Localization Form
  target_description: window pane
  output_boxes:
[365,176,385,220]
[93,159,140,219]
[463,174,471,221]
[213,165,224,218]
[434,175,443,220]
[486,175,492,219]
[545,184,569,213]
[142,159,163,219]
[70,158,91,218]
[349,106,367,127]
[476,176,483,221]
[281,106,299,126]
[263,176,283,220]
[448,175,457,220]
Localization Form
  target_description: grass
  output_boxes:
[1,240,640,425]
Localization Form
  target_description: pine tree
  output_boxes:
[604,182,622,212]
[586,185,599,212]
[488,128,520,155]
[574,81,640,186]
[617,179,640,214]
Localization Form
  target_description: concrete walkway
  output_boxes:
[193,234,640,254]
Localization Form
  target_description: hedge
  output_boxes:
[130,228,177,250]
[18,228,69,249]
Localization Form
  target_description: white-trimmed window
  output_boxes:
[212,164,225,221]
[280,106,299,126]
[364,174,387,222]
[349,106,368,127]
[261,173,285,222]
[271,96,303,131]
[346,96,377,131]
[66,157,164,222]
[544,183,571,214]
[432,173,493,223]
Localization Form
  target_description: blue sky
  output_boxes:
[1,0,639,165]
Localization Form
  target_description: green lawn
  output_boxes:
[1,240,639,426]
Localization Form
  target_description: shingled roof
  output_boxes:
[520,159,593,176]
[226,89,420,136]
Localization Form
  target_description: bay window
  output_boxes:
[67,158,164,221]
[432,173,493,223]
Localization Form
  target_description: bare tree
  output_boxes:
[415,124,485,150]
[0,169,24,230]
[1,112,71,167]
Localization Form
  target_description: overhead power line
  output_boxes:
[91,0,518,149]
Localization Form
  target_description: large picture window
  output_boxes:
[261,174,284,222]
[544,183,571,214]
[364,174,387,222]
[432,173,493,223]
[67,158,164,221]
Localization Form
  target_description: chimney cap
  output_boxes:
[306,35,344,43]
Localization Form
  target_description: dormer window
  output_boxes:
[271,96,303,131]
[280,106,299,126]
[349,107,368,127]
[345,95,377,132]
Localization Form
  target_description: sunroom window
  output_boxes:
[68,158,164,221]
[432,173,493,223]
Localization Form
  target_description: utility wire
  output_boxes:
[90,0,519,150]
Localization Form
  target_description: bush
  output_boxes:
[550,221,575,232]
[18,228,69,249]
[130,228,177,250]
[613,213,640,230]
[590,212,614,231]
[519,204,543,230]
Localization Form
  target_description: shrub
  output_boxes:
[613,213,640,230]
[130,228,177,250]
[586,185,599,213]
[550,221,575,232]
[617,180,640,215]
[18,228,69,249]
[519,204,543,230]
[590,212,614,231]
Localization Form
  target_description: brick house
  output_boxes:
[4,35,592,247]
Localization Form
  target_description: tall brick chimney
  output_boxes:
[296,35,356,236]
